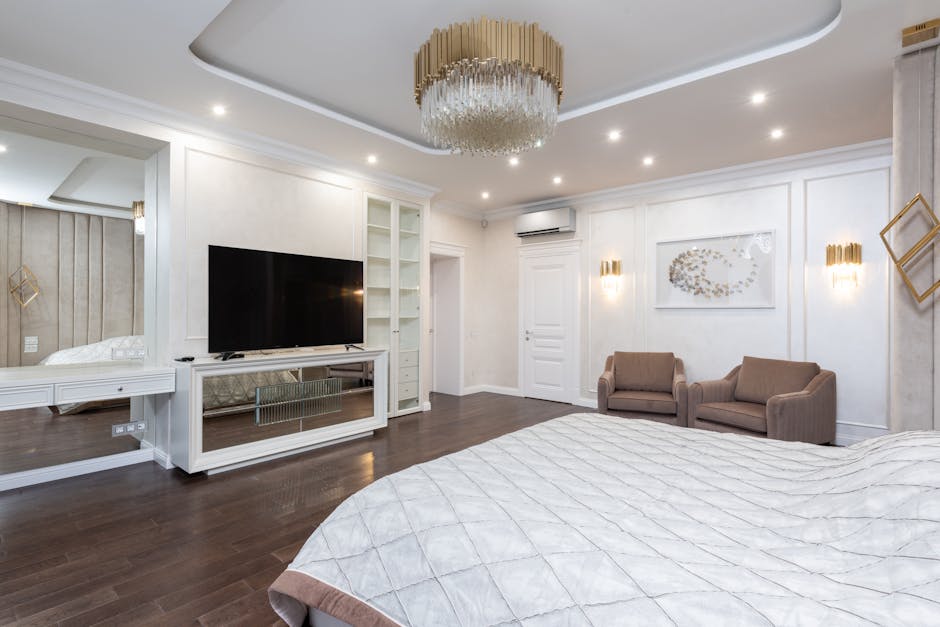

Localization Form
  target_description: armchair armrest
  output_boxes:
[597,370,615,412]
[687,365,740,423]
[766,370,836,444]
[673,358,689,427]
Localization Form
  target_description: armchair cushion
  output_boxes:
[696,402,767,433]
[734,356,820,404]
[608,391,677,414]
[613,352,676,393]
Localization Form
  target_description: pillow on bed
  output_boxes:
[613,351,675,393]
[734,355,820,404]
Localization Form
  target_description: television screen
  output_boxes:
[208,245,363,353]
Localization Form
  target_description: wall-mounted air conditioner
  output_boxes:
[514,207,576,237]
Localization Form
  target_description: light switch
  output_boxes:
[24,336,38,353]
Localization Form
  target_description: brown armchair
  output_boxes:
[688,356,836,444]
[598,352,688,426]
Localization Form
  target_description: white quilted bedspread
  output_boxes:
[284,414,940,626]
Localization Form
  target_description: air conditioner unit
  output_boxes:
[514,207,576,237]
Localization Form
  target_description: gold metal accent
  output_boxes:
[825,243,862,267]
[414,16,564,106]
[8,265,40,308]
[902,18,940,48]
[881,193,940,303]
[132,200,144,221]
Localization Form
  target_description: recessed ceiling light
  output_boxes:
[770,127,784,140]
[642,156,655,166]
[534,139,543,148]
[751,91,767,105]
[367,154,378,165]
[508,156,520,167]
[552,176,562,185]
[607,130,622,142]
[0,145,7,153]
[211,104,227,116]
[481,191,490,200]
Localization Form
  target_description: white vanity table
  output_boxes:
[170,347,388,474]
[0,362,175,410]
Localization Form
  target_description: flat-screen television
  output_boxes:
[208,245,363,353]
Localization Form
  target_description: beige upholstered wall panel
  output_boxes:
[0,202,143,366]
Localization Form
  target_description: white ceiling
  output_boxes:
[0,0,935,214]
[0,118,146,216]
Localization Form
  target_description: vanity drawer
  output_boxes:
[399,351,418,367]
[398,381,417,400]
[55,374,175,404]
[0,384,55,410]
[398,366,418,383]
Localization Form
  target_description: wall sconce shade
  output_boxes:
[133,200,145,236]
[826,242,861,288]
[600,259,622,296]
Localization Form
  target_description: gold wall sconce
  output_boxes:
[8,265,40,308]
[600,259,622,297]
[880,192,940,303]
[826,242,862,288]
[133,200,145,236]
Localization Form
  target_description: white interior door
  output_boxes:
[431,255,462,395]
[520,249,579,402]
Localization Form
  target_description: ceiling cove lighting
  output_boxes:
[211,104,227,116]
[414,16,564,156]
[770,127,785,140]
[751,91,767,105]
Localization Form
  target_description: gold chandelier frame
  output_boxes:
[414,16,564,107]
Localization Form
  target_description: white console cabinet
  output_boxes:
[170,348,388,473]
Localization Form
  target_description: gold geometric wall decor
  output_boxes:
[880,193,940,303]
[8,264,40,308]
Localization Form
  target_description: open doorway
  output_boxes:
[430,243,464,396]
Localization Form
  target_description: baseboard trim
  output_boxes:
[574,397,599,410]
[0,448,156,492]
[153,448,173,470]
[462,385,523,397]
[835,421,888,446]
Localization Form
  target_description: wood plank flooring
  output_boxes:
[0,393,583,626]
[0,405,138,475]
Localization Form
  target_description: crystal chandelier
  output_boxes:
[414,17,564,156]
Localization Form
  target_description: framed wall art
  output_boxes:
[655,231,775,308]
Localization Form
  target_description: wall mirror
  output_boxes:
[0,101,167,475]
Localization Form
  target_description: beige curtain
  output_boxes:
[890,44,940,432]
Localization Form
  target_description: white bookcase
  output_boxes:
[365,195,423,416]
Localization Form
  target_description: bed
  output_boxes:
[269,413,940,626]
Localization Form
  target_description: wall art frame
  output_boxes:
[655,230,775,309]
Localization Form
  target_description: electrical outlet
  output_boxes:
[113,421,146,437]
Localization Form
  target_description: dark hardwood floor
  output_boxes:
[0,405,139,475]
[0,393,583,626]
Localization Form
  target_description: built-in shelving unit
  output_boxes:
[365,195,423,415]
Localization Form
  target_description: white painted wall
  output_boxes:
[431,256,461,395]
[433,144,892,444]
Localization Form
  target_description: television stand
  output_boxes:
[215,352,244,361]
